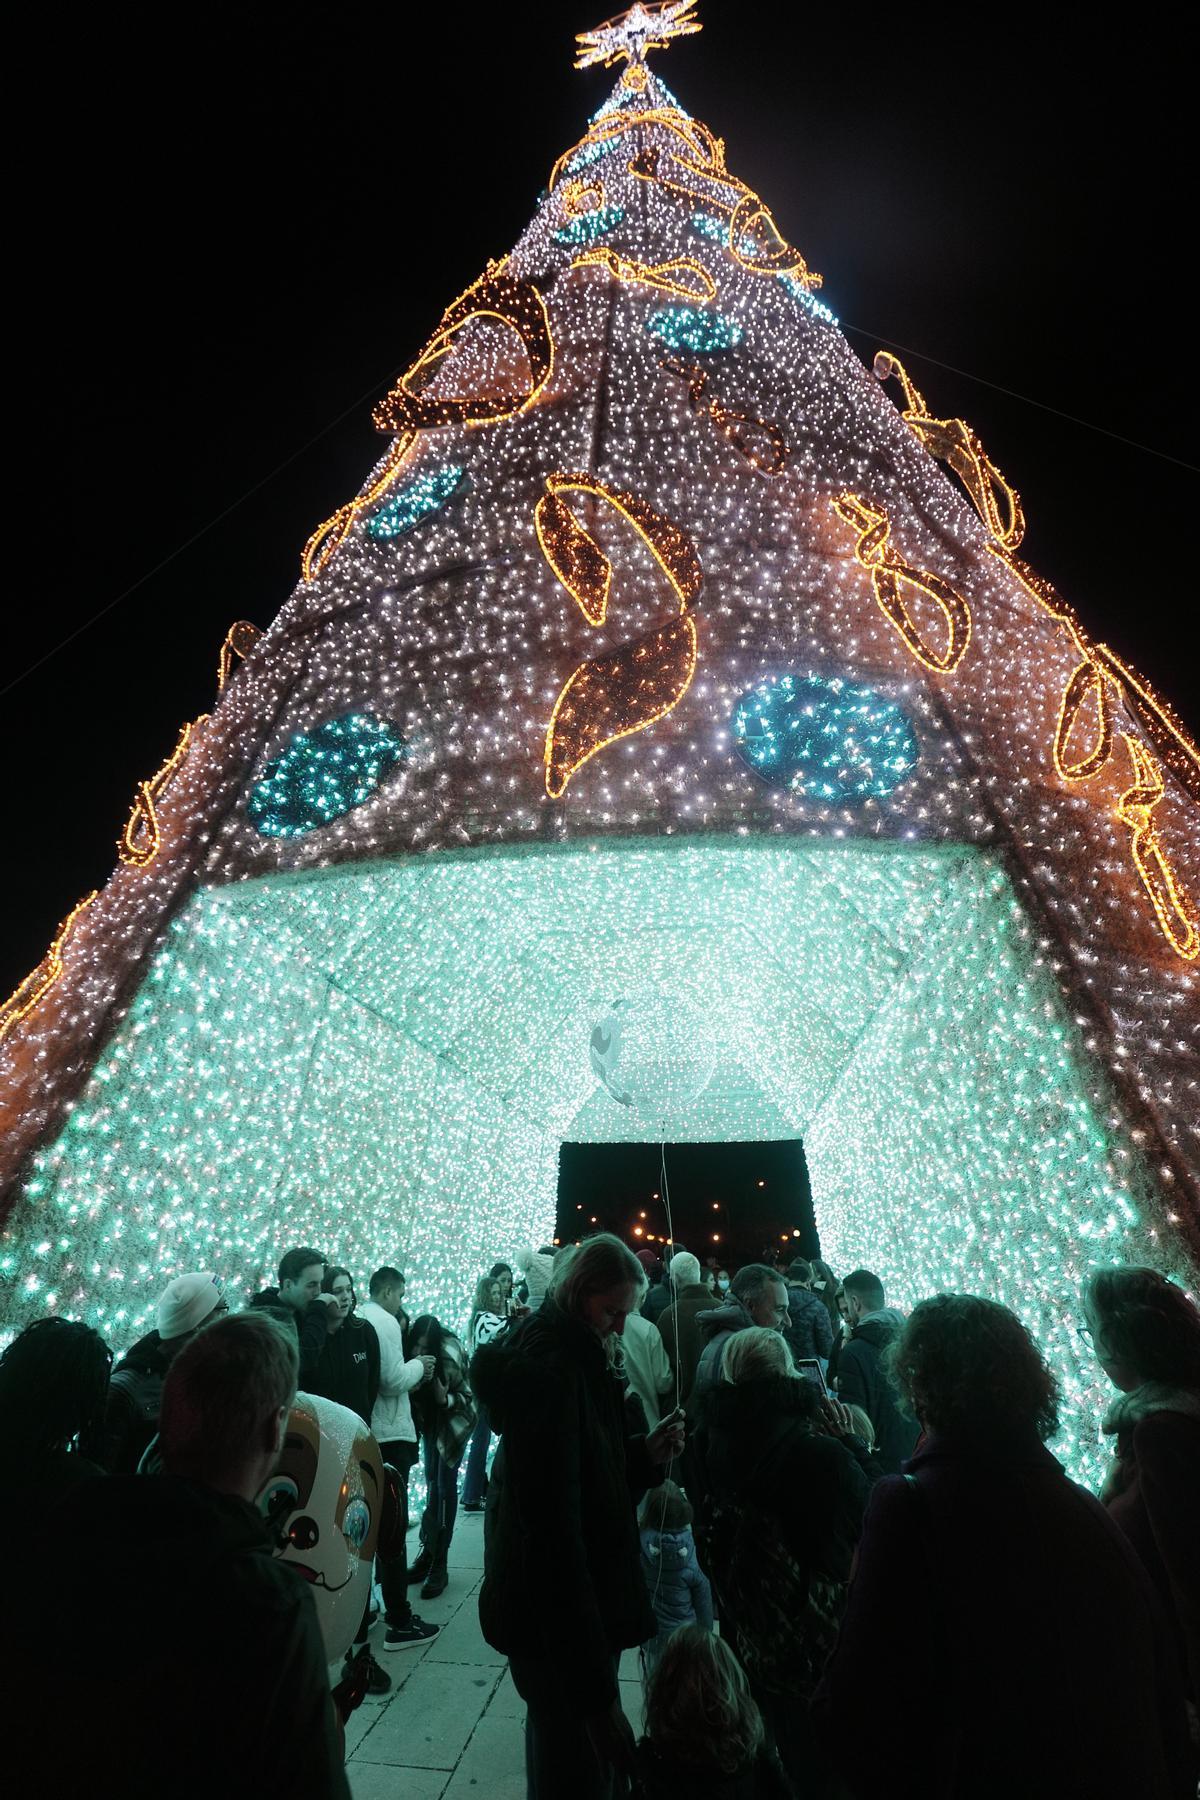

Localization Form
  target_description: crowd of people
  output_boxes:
[1,1233,1197,1797]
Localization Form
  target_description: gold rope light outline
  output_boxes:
[832,492,972,674]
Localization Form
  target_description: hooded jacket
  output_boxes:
[472,1298,657,1712]
[309,1314,381,1428]
[692,1298,758,1400]
[15,1474,349,1798]
[783,1285,834,1366]
[640,1524,713,1637]
[248,1286,329,1387]
[835,1308,919,1474]
[102,1329,174,1472]
[357,1299,428,1444]
[1101,1380,1200,1707]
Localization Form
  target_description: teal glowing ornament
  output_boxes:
[731,673,919,803]
[366,465,466,542]
[553,206,626,246]
[645,306,743,352]
[248,714,405,838]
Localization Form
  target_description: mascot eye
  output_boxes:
[343,1497,371,1550]
[259,1474,300,1522]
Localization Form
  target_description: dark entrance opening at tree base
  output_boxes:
[556,1140,818,1273]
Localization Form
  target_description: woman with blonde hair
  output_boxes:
[692,1326,869,1792]
[636,1626,790,1797]
[473,1233,684,1795]
[461,1274,508,1513]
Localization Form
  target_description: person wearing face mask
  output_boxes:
[473,1233,686,1797]
[715,1268,731,1297]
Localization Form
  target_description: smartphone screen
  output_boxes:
[794,1358,828,1394]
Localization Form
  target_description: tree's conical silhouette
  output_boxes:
[1,20,1196,1486]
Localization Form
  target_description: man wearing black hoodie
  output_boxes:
[22,1312,350,1797]
[835,1269,919,1475]
[250,1245,338,1386]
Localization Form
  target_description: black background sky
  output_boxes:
[6,4,1195,1004]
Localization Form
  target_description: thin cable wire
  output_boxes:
[0,361,407,701]
[840,323,1200,473]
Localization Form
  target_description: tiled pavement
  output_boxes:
[336,1510,646,1797]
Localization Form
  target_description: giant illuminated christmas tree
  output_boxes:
[2,2,1197,1484]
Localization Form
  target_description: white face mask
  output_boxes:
[717,1279,730,1292]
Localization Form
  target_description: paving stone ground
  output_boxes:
[334,1510,646,1797]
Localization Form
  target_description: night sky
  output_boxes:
[7,5,1194,1006]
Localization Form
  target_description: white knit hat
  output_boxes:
[157,1272,224,1341]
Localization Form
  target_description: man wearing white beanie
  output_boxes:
[102,1272,226,1472]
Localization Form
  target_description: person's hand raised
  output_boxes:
[646,1407,686,1465]
[418,1354,437,1382]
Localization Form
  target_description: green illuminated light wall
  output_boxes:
[7,836,1164,1489]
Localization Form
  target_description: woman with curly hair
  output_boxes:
[636,1626,790,1798]
[813,1294,1194,1798]
[1082,1266,1200,1721]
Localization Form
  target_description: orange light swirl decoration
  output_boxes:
[1116,738,1199,960]
[302,264,553,581]
[118,719,205,869]
[549,108,821,290]
[216,619,263,691]
[660,355,787,474]
[571,247,717,303]
[562,177,606,218]
[832,493,972,674]
[535,473,702,796]
[0,891,98,1046]
[989,545,1200,805]
[874,352,1025,550]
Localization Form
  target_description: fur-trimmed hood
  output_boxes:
[1102,1380,1200,1437]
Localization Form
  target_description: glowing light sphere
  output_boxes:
[248,714,405,838]
[366,464,466,541]
[553,205,626,245]
[731,672,920,803]
[589,988,717,1124]
[645,305,744,352]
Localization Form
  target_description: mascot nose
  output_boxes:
[288,1514,320,1550]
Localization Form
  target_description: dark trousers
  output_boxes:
[422,1436,458,1549]
[461,1404,492,1506]
[507,1653,624,1800]
[378,1438,419,1627]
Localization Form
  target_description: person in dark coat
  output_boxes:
[407,1312,475,1600]
[0,1317,111,1530]
[814,1294,1194,1799]
[643,1243,690,1327]
[692,1326,870,1792]
[655,1251,718,1412]
[693,1264,791,1403]
[473,1232,685,1798]
[781,1259,833,1368]
[103,1271,227,1472]
[636,1626,792,1800]
[11,1312,349,1798]
[249,1245,338,1386]
[310,1265,381,1426]
[834,1269,918,1473]
[1082,1264,1200,1725]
